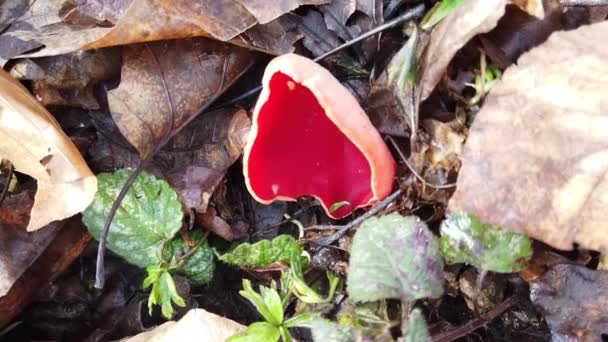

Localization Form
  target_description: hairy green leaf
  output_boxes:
[420,0,468,30]
[440,212,533,273]
[402,309,431,342]
[82,169,183,267]
[310,318,359,342]
[226,321,280,342]
[219,235,304,267]
[347,214,444,302]
[164,229,215,284]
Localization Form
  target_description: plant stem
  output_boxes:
[312,188,403,246]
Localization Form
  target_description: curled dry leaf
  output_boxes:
[530,264,608,341]
[419,0,508,101]
[122,308,246,342]
[108,38,252,159]
[1,0,323,60]
[0,69,97,231]
[9,48,122,109]
[449,21,608,253]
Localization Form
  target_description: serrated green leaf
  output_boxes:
[226,322,281,342]
[402,309,431,342]
[420,0,468,30]
[164,229,215,284]
[310,318,359,342]
[387,25,419,92]
[440,212,533,273]
[347,214,444,302]
[147,270,186,319]
[82,169,183,267]
[239,279,283,326]
[219,235,304,267]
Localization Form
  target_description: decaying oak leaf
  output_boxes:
[449,21,608,253]
[512,0,545,18]
[530,264,608,341]
[0,69,97,231]
[419,0,508,100]
[2,0,324,60]
[108,38,252,159]
[122,308,245,342]
[9,48,121,109]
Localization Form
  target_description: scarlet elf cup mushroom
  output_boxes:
[243,54,396,219]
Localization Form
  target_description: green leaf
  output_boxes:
[219,235,304,267]
[347,214,444,302]
[291,254,340,304]
[387,25,419,92]
[310,318,359,342]
[164,229,215,284]
[239,279,284,326]
[402,309,431,342]
[420,0,468,30]
[329,201,352,214]
[284,313,315,328]
[440,212,533,273]
[82,169,183,267]
[146,270,186,319]
[226,322,281,342]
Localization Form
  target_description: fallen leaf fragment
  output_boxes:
[0,217,91,327]
[0,69,97,231]
[449,21,608,253]
[530,264,608,341]
[512,0,545,18]
[419,0,508,100]
[121,308,246,342]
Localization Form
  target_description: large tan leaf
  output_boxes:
[0,69,97,231]
[121,308,245,341]
[419,0,507,100]
[449,21,608,253]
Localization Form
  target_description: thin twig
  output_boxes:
[0,161,13,207]
[388,136,457,189]
[559,0,608,5]
[432,295,520,342]
[95,162,147,288]
[312,188,403,246]
[218,3,426,107]
[473,267,488,317]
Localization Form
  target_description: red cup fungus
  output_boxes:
[243,54,396,219]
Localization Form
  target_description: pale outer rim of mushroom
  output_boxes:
[243,53,396,218]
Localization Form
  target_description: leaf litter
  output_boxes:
[1,0,608,341]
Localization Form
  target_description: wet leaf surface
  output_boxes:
[530,264,608,341]
[108,38,252,159]
[347,214,444,302]
[0,69,97,231]
[449,21,608,253]
[82,169,183,268]
[440,212,533,273]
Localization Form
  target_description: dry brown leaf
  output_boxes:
[449,21,608,253]
[530,264,608,341]
[2,0,323,60]
[121,308,246,342]
[9,48,122,109]
[0,69,97,231]
[107,38,252,159]
[419,0,508,100]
